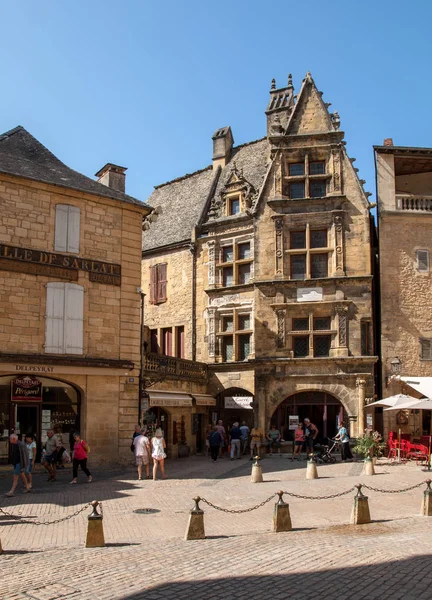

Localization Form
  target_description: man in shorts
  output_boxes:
[249,425,264,460]
[5,434,31,497]
[133,428,151,480]
[42,429,58,482]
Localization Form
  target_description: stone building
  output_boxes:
[142,72,377,453]
[0,126,150,464]
[375,140,432,437]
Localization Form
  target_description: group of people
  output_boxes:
[5,429,91,497]
[205,418,353,463]
[131,425,167,480]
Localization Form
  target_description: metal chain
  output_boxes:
[0,502,91,525]
[282,487,356,500]
[200,494,277,514]
[361,482,425,494]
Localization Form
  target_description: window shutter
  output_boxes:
[45,282,65,353]
[64,283,84,354]
[54,205,69,252]
[157,263,167,302]
[67,206,81,253]
[417,250,429,272]
[149,265,157,304]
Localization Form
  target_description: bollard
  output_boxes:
[420,479,432,516]
[185,496,205,540]
[306,454,318,480]
[362,457,375,476]
[350,484,371,525]
[85,500,105,548]
[273,490,292,533]
[251,456,264,483]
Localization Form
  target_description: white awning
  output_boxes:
[193,394,217,406]
[148,391,193,407]
[401,377,432,399]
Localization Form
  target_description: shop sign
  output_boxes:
[0,243,121,286]
[149,398,192,407]
[288,415,299,430]
[224,396,253,410]
[195,398,217,406]
[11,376,42,403]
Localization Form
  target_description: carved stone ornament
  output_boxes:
[332,148,342,193]
[333,214,344,274]
[208,163,257,220]
[206,307,217,358]
[335,304,348,347]
[274,218,284,275]
[276,309,286,348]
[207,240,216,286]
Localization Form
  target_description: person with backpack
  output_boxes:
[209,426,223,462]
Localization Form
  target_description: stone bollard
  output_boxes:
[251,456,264,483]
[273,490,292,533]
[306,455,318,480]
[362,457,375,476]
[350,484,371,525]
[185,497,205,540]
[420,479,432,516]
[85,501,105,548]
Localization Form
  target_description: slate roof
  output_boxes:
[143,137,270,252]
[0,126,147,207]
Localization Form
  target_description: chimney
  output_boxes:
[95,163,127,193]
[383,138,394,147]
[212,127,234,170]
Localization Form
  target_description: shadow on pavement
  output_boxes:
[122,555,432,600]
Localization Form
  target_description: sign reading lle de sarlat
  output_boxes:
[0,243,121,286]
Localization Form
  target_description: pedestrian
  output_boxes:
[42,429,58,482]
[334,421,353,461]
[303,418,319,457]
[25,433,37,488]
[266,424,282,455]
[240,421,250,454]
[70,432,92,484]
[151,428,167,480]
[5,434,31,497]
[216,420,226,457]
[130,424,141,452]
[229,422,242,460]
[205,424,213,456]
[292,421,305,460]
[134,427,151,480]
[250,424,264,460]
[209,425,222,462]
[55,430,66,469]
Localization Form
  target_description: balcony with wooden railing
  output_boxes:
[396,194,432,212]
[142,352,208,382]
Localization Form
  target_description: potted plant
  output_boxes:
[353,430,385,463]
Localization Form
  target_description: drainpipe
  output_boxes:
[190,234,197,362]
[139,291,146,424]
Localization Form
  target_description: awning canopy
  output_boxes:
[401,377,432,399]
[148,391,192,407]
[193,394,217,406]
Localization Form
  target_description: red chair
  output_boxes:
[407,443,429,464]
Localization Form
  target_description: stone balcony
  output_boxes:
[396,194,432,212]
[142,352,208,382]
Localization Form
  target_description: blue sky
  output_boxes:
[1,0,431,203]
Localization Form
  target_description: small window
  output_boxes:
[223,266,234,287]
[314,335,331,357]
[310,180,327,198]
[54,204,80,253]
[238,263,251,285]
[229,197,240,215]
[290,231,306,249]
[289,182,305,199]
[293,336,309,357]
[238,314,251,330]
[222,337,234,361]
[421,339,432,360]
[289,163,305,176]
[150,263,167,304]
[417,250,429,272]
[314,317,331,331]
[310,230,327,248]
[361,321,372,356]
[222,246,234,263]
[238,334,251,361]
[309,161,325,175]
[238,242,251,260]
[45,282,84,355]
[291,254,306,279]
[292,318,309,331]
[311,254,328,278]
[222,316,234,332]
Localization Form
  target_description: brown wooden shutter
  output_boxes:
[149,265,157,304]
[157,263,167,302]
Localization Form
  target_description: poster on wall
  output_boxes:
[11,376,42,403]
[288,416,299,430]
[224,396,253,410]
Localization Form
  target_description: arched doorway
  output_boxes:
[0,374,81,463]
[215,387,254,429]
[272,391,347,442]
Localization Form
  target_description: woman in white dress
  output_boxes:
[151,428,167,480]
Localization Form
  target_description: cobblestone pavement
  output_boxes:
[1,456,432,599]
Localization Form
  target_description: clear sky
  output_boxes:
[1,0,431,203]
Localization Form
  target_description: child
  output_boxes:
[25,433,37,489]
[151,428,167,480]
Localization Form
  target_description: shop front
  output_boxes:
[214,387,255,430]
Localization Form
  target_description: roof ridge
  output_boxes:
[0,125,25,142]
[154,165,212,189]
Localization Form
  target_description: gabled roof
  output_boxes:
[0,126,147,207]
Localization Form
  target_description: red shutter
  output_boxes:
[157,263,167,303]
[150,265,157,304]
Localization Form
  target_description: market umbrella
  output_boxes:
[367,394,420,408]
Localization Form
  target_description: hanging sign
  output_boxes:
[11,376,42,403]
[224,396,253,410]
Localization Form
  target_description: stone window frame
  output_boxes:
[226,192,242,216]
[284,154,331,199]
[420,338,432,360]
[416,249,429,273]
[287,225,331,280]
[285,312,336,358]
[206,299,254,361]
[216,307,254,362]
[207,234,254,288]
